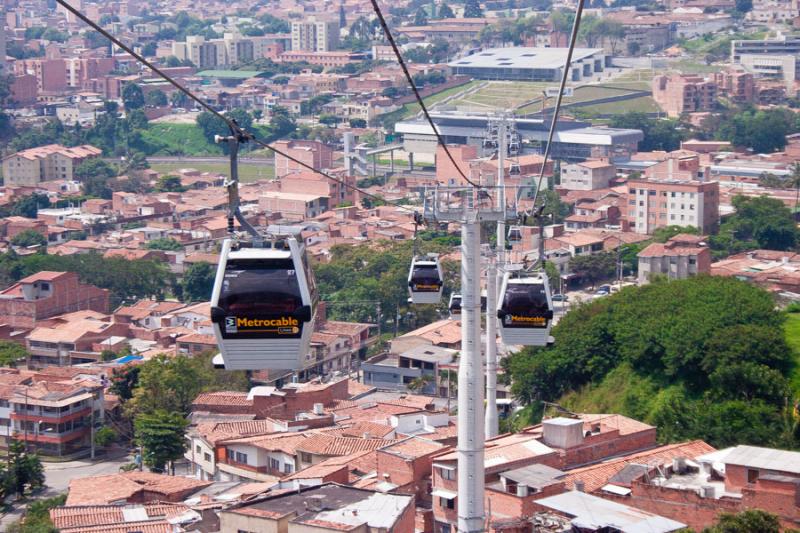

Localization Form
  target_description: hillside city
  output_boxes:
[2,0,800,531]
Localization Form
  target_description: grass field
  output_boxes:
[400,80,481,117]
[784,312,800,396]
[576,95,661,115]
[140,124,223,157]
[150,162,274,183]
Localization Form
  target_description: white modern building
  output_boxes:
[448,47,611,82]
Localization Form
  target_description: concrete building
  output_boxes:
[713,67,755,104]
[259,191,328,220]
[363,345,457,395]
[10,380,104,457]
[739,53,796,95]
[637,233,712,283]
[0,272,109,331]
[652,74,717,118]
[448,47,610,82]
[273,140,335,178]
[291,16,340,52]
[561,160,617,190]
[174,33,260,69]
[396,113,643,164]
[731,36,800,63]
[219,484,415,533]
[627,178,719,235]
[1,144,102,187]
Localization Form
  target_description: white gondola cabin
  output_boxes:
[210,237,317,370]
[508,226,522,244]
[408,254,444,304]
[448,293,461,318]
[497,272,554,346]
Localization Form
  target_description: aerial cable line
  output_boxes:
[53,0,416,215]
[368,0,485,190]
[529,0,587,214]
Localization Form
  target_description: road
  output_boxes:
[0,454,132,530]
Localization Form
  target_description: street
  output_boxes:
[0,454,132,530]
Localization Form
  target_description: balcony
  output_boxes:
[12,406,91,424]
[12,426,89,444]
[217,460,282,482]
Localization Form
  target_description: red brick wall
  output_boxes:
[561,427,657,469]
[486,482,566,520]
[435,144,479,187]
[394,495,418,533]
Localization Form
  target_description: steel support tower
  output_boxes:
[423,186,515,533]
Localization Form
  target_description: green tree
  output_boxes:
[711,195,797,254]
[154,175,185,192]
[134,410,189,473]
[7,194,50,219]
[703,509,780,533]
[349,118,367,128]
[10,230,46,248]
[414,7,429,25]
[122,83,145,110]
[94,427,117,448]
[568,252,616,288]
[610,112,683,152]
[464,0,484,17]
[0,341,27,367]
[6,439,44,497]
[182,262,216,302]
[438,2,455,18]
[717,108,794,153]
[268,106,296,139]
[75,159,117,182]
[145,89,168,107]
[110,365,141,401]
[6,494,66,533]
[506,276,793,448]
[651,225,699,243]
[146,238,183,251]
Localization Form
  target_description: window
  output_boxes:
[748,469,759,483]
[638,201,644,206]
[284,463,293,473]
[300,452,312,463]
[235,452,248,464]
[440,497,455,509]
[689,258,696,265]
[196,445,201,453]
[440,467,455,480]
[648,190,656,196]
[204,452,211,462]
[270,458,280,471]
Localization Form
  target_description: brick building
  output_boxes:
[430,416,657,533]
[626,177,719,235]
[1,144,102,187]
[652,74,718,118]
[13,58,67,93]
[272,140,335,179]
[714,67,756,104]
[0,272,110,330]
[596,445,800,531]
[638,233,712,282]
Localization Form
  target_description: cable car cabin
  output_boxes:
[508,226,523,244]
[497,272,554,346]
[483,139,497,150]
[448,293,461,318]
[408,255,444,304]
[509,163,521,176]
[210,238,317,370]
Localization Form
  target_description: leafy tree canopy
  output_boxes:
[506,276,795,448]
[10,230,46,248]
[610,112,683,152]
[710,195,798,258]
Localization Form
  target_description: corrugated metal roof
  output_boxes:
[723,445,800,474]
[537,491,686,533]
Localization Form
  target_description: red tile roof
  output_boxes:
[51,503,190,531]
[66,472,211,506]
[296,433,400,456]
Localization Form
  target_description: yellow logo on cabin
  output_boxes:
[510,315,547,326]
[237,317,299,328]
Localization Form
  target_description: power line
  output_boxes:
[53,0,415,215]
[531,0,587,213]
[368,0,484,190]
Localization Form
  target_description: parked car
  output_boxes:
[552,293,569,302]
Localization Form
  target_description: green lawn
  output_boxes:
[784,312,800,395]
[576,95,661,115]
[140,124,223,157]
[400,80,481,117]
[150,161,274,183]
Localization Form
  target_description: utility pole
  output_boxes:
[484,256,499,439]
